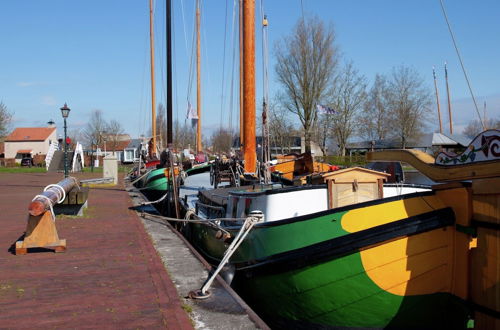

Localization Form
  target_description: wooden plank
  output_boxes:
[77,187,89,204]
[368,149,500,182]
[473,177,500,196]
[69,190,77,204]
[16,211,66,254]
[470,181,499,329]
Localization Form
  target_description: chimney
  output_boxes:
[47,119,56,128]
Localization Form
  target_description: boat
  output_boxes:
[269,151,339,185]
[174,1,500,327]
[179,129,500,328]
[137,0,210,205]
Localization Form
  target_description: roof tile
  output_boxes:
[6,127,56,141]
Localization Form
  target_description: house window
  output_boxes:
[124,149,134,162]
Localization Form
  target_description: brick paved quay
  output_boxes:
[0,172,193,329]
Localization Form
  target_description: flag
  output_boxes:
[316,104,336,115]
[186,101,198,120]
[186,101,198,128]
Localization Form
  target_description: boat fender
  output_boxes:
[215,230,233,242]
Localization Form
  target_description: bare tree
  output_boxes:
[463,117,500,139]
[274,17,338,152]
[211,128,235,154]
[67,127,83,150]
[82,110,107,151]
[106,119,124,152]
[386,66,432,148]
[173,120,196,151]
[268,101,298,155]
[0,101,13,137]
[156,103,167,149]
[358,74,391,141]
[329,62,367,156]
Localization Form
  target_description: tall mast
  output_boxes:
[149,0,157,155]
[242,0,256,173]
[239,0,244,147]
[166,0,173,144]
[445,62,453,134]
[432,67,443,134]
[196,0,202,153]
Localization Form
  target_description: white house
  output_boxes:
[4,127,57,162]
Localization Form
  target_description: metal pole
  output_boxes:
[64,117,68,178]
[196,0,202,153]
[149,0,157,156]
[166,0,173,144]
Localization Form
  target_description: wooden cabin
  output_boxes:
[318,167,390,209]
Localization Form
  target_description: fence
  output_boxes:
[0,159,16,167]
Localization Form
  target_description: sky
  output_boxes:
[1,0,499,141]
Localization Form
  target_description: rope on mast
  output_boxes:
[260,0,271,169]
[438,0,485,130]
[228,0,239,134]
[219,0,230,131]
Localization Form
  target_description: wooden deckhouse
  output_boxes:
[318,167,390,208]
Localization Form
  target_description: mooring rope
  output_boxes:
[43,184,66,204]
[128,168,152,185]
[198,211,263,296]
[142,190,170,205]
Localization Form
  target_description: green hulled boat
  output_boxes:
[178,130,500,328]
[181,181,470,328]
[141,163,211,203]
[141,167,169,202]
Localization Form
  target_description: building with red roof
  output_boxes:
[4,127,57,162]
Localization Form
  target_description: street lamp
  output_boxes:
[60,103,71,178]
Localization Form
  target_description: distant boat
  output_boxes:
[139,0,209,205]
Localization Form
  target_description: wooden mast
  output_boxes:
[239,0,244,147]
[196,0,202,153]
[166,0,173,144]
[242,0,256,173]
[149,0,157,156]
[432,67,443,134]
[445,62,453,134]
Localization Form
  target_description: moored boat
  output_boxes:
[178,129,500,328]
[169,1,499,327]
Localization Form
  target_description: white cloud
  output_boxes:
[16,81,37,87]
[440,93,500,134]
[41,96,57,106]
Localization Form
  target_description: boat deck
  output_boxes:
[0,172,192,329]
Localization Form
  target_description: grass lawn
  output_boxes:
[0,164,132,174]
[0,167,47,173]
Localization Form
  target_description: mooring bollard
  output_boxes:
[16,177,79,255]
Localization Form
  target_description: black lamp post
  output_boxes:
[60,103,71,178]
